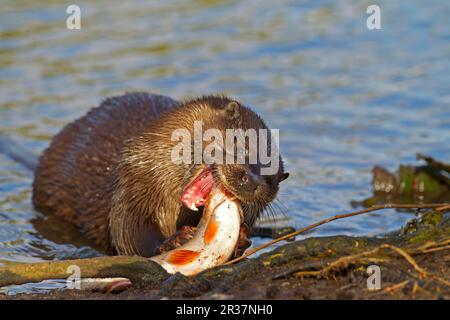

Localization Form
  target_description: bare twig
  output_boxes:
[379,244,427,279]
[293,243,450,287]
[417,244,450,254]
[435,205,450,212]
[383,280,410,293]
[225,203,450,265]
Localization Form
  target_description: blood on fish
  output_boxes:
[204,218,219,244]
[167,249,200,265]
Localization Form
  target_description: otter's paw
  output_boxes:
[233,223,252,258]
[155,226,197,254]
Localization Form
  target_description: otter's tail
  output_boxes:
[0,136,38,172]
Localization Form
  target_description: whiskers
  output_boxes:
[258,197,289,226]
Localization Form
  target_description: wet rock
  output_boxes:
[354,154,450,207]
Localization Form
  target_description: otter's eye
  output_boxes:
[237,170,262,193]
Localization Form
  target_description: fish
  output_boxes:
[77,277,132,293]
[150,187,242,276]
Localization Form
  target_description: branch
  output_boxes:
[225,203,450,265]
[0,255,163,288]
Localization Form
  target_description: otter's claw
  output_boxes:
[155,226,197,254]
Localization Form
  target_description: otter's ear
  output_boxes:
[223,101,240,119]
[279,172,289,182]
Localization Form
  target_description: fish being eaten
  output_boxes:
[150,187,242,276]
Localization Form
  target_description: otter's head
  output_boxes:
[176,96,289,226]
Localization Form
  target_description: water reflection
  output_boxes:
[0,0,449,266]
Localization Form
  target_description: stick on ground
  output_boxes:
[225,203,450,265]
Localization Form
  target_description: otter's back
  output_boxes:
[32,92,179,250]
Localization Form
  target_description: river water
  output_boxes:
[0,0,449,273]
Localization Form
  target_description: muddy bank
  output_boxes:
[1,208,448,300]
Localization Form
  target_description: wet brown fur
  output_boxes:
[32,92,287,257]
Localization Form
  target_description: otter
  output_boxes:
[32,92,289,257]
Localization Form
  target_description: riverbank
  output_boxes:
[1,208,448,300]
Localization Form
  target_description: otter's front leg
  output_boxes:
[154,225,197,255]
[233,223,252,258]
